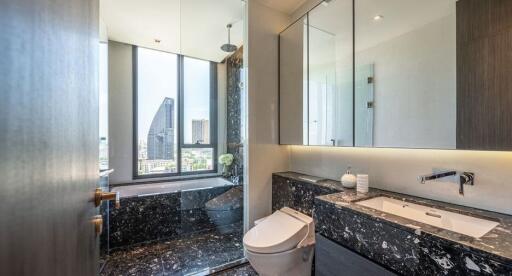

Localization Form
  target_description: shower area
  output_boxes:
[98,1,246,275]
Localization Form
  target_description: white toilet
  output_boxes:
[243,207,315,276]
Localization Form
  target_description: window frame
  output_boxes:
[132,46,218,179]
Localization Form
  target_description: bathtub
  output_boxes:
[106,177,243,249]
[112,177,234,198]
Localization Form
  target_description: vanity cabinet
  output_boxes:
[315,234,396,276]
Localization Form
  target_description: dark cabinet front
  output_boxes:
[315,234,396,276]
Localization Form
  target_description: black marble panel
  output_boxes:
[215,263,258,276]
[315,192,512,275]
[108,185,243,249]
[272,172,343,216]
[99,175,110,258]
[101,225,245,276]
[109,193,182,249]
[226,48,244,178]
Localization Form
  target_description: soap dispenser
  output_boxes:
[341,166,357,188]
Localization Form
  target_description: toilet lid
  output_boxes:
[243,210,308,254]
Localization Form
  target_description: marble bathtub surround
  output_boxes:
[108,184,243,249]
[314,189,512,275]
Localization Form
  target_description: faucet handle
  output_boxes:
[459,172,475,196]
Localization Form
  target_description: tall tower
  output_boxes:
[147,98,174,160]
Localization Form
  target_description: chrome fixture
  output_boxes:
[230,164,240,185]
[459,172,475,195]
[418,170,474,196]
[221,24,237,53]
[418,171,457,184]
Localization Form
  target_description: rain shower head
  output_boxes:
[221,24,237,53]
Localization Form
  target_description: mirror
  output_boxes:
[279,16,307,145]
[279,0,512,151]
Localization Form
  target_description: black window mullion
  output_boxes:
[210,61,218,173]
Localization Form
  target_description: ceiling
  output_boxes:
[256,0,308,15]
[100,0,244,62]
[309,0,456,52]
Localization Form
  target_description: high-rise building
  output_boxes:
[192,119,209,144]
[147,98,175,160]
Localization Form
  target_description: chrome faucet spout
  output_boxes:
[418,170,475,196]
[418,171,457,184]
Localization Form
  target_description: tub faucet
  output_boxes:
[418,170,474,195]
[230,165,240,185]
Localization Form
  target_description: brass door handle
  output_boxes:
[92,215,103,236]
[95,188,120,208]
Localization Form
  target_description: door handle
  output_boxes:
[92,215,103,236]
[94,188,120,208]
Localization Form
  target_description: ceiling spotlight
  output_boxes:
[154,39,161,43]
[373,15,384,21]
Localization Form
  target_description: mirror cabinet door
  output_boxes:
[308,0,353,147]
[279,16,308,145]
[279,0,512,151]
[355,0,457,149]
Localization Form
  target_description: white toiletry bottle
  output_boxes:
[341,166,357,188]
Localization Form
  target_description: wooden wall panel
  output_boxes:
[457,0,512,150]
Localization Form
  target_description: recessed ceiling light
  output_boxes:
[373,15,384,21]
[154,39,161,43]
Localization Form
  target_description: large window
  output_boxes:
[134,47,217,178]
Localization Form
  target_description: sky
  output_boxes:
[137,47,210,145]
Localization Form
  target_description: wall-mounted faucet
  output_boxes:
[418,170,474,196]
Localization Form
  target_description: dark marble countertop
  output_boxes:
[273,171,344,192]
[316,188,512,264]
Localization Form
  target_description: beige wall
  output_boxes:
[108,41,133,184]
[289,146,512,215]
[245,0,291,229]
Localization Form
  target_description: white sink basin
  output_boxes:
[356,196,499,238]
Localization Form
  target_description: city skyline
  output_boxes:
[138,98,213,175]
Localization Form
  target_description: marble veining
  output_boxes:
[226,47,244,178]
[108,184,243,249]
[101,225,245,276]
[315,189,512,275]
[272,172,343,216]
[214,263,258,276]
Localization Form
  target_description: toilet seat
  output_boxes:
[243,208,310,254]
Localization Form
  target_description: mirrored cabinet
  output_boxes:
[279,0,512,151]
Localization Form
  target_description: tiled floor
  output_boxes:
[101,226,244,276]
[214,264,258,276]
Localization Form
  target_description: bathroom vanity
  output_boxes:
[272,172,512,275]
